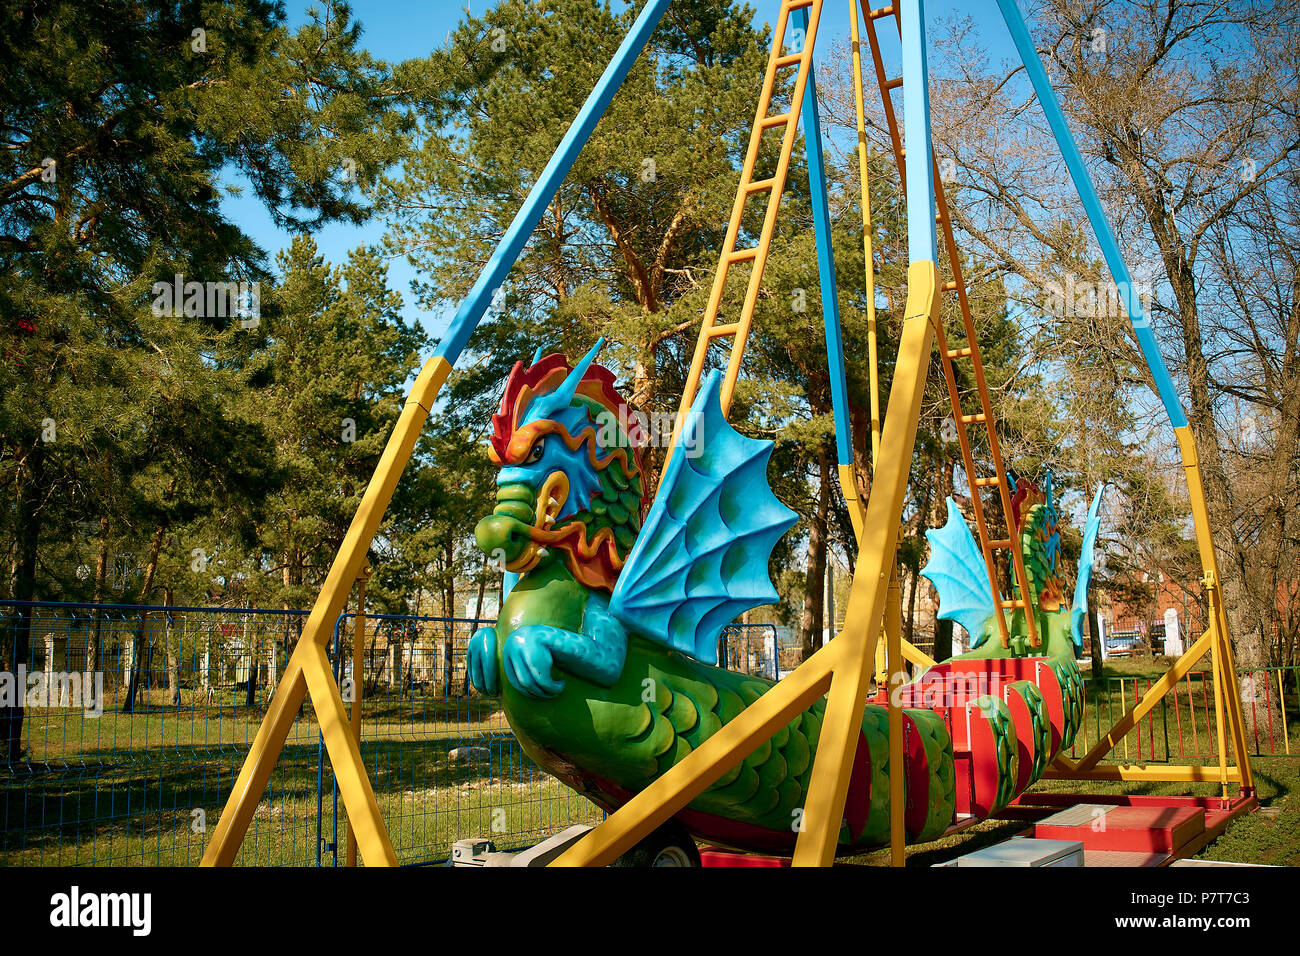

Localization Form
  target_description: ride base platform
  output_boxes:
[696,792,1257,867]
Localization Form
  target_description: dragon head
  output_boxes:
[1011,469,1066,612]
[475,338,648,592]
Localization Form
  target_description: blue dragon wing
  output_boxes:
[921,497,996,648]
[1070,483,1108,650]
[609,370,797,664]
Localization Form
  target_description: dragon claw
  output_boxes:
[502,626,566,699]
[467,627,500,695]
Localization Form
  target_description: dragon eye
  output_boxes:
[524,438,546,464]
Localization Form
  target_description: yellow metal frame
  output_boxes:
[200,357,452,866]
[1044,427,1255,799]
[344,564,372,867]
[849,1,882,470]
[859,1,1038,652]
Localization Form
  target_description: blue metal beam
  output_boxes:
[900,0,937,264]
[435,0,674,364]
[995,0,1187,428]
[793,7,853,467]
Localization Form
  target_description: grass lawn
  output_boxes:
[1,688,601,866]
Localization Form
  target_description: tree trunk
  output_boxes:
[242,603,256,708]
[467,565,489,695]
[124,525,165,713]
[825,552,835,640]
[201,625,211,703]
[1087,583,1104,683]
[904,462,938,650]
[798,444,831,662]
[5,442,44,762]
[89,516,109,674]
[442,545,456,697]
[934,618,953,664]
[474,568,488,621]
[164,587,180,706]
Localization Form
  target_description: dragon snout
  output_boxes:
[475,476,572,572]
[475,479,568,571]
[474,512,533,564]
[476,484,536,567]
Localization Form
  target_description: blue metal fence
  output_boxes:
[1,600,315,864]
[0,600,608,865]
[0,600,781,866]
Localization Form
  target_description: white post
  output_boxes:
[1163,607,1182,656]
[1098,616,1109,661]
[266,639,277,696]
[201,629,211,700]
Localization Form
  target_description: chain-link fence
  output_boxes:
[0,606,792,866]
[0,600,604,866]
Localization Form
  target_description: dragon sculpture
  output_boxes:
[468,342,1106,855]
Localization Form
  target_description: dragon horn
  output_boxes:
[531,344,546,364]
[551,337,605,405]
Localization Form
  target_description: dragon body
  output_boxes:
[468,345,1105,854]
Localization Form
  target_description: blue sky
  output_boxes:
[225,0,1023,341]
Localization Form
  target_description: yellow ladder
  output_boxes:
[663,0,826,472]
[859,0,1038,650]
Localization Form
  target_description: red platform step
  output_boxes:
[1033,803,1206,853]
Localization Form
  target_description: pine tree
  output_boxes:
[0,0,413,757]
[238,237,427,610]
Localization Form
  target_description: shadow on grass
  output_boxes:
[0,727,558,865]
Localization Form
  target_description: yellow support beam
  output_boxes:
[1279,670,1291,755]
[201,356,451,867]
[345,564,372,867]
[900,637,938,670]
[791,260,939,867]
[1041,765,1243,783]
[1214,590,1255,790]
[885,569,905,867]
[838,463,866,541]
[300,642,398,866]
[1209,589,1232,797]
[1052,425,1256,794]
[1175,424,1253,794]
[849,0,882,471]
[1073,628,1213,772]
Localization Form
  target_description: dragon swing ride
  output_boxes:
[202,0,1256,868]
